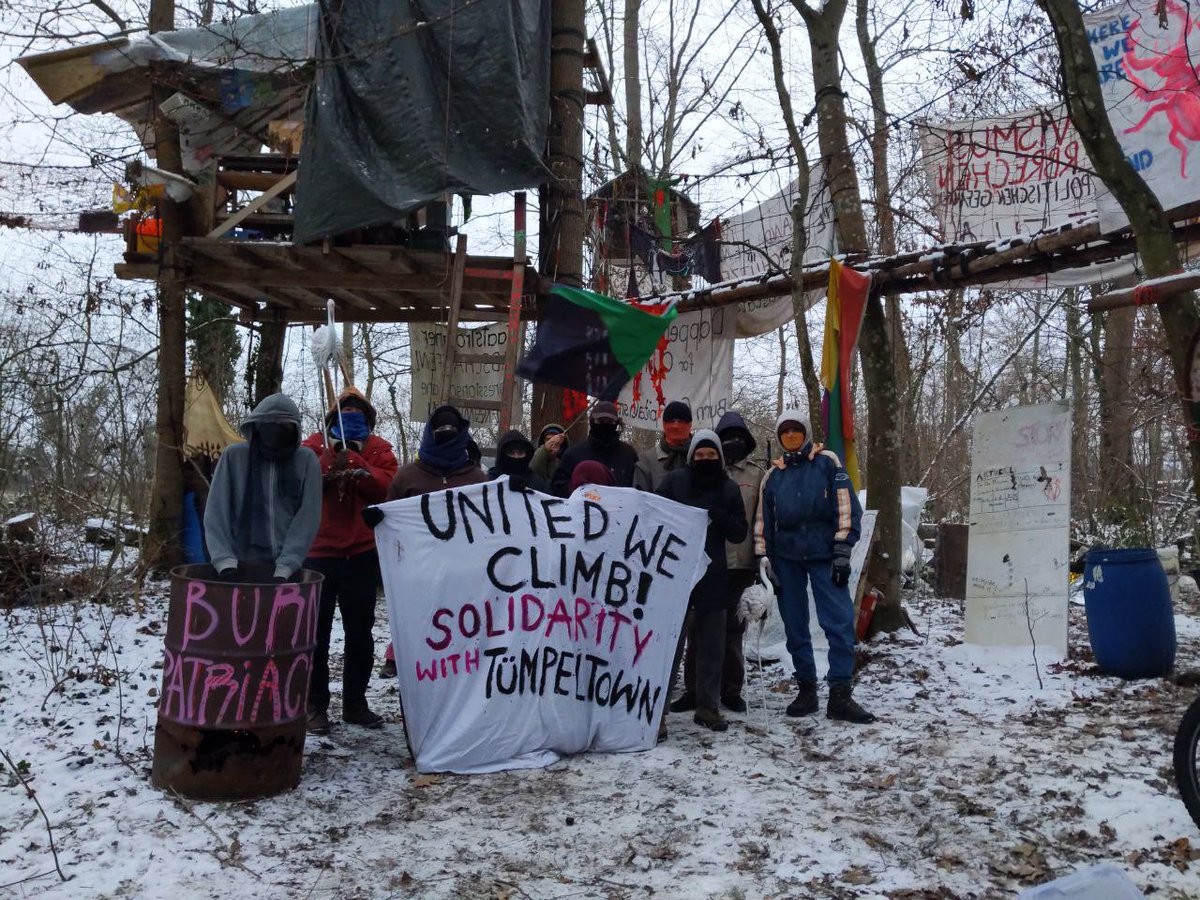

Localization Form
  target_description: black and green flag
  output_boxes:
[516,285,678,400]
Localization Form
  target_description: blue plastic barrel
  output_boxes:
[180,490,208,565]
[1083,548,1176,679]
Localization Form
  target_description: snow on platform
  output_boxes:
[1,586,1197,898]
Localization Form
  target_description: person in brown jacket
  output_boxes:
[376,404,488,676]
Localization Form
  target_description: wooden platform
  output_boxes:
[114,238,539,323]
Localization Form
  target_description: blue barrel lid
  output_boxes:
[1084,547,1161,565]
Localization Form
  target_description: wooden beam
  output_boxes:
[499,193,527,431]
[1088,270,1200,312]
[206,170,297,238]
[438,234,470,405]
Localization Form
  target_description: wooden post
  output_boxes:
[499,193,527,432]
[533,0,586,437]
[145,0,189,572]
[438,234,469,408]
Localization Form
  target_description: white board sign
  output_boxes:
[720,165,835,337]
[374,480,709,773]
[616,306,735,432]
[1086,0,1200,233]
[965,402,1071,657]
[409,322,520,427]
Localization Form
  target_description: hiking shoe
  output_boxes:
[342,706,384,729]
[722,694,747,713]
[694,708,729,732]
[378,658,397,679]
[307,709,331,736]
[669,692,696,713]
[827,682,876,724]
[786,680,819,717]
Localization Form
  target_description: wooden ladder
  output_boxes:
[437,192,526,432]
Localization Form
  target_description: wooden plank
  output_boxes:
[173,265,509,296]
[1087,270,1200,312]
[207,170,297,239]
[438,234,470,406]
[499,193,527,432]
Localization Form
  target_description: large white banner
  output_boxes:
[919,109,1135,287]
[409,322,520,427]
[375,480,709,774]
[616,306,735,432]
[965,401,1071,657]
[720,165,835,337]
[1087,0,1200,232]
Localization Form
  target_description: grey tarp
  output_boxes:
[293,0,551,244]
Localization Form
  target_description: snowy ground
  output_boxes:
[2,575,1199,899]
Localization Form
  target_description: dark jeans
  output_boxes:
[774,556,856,683]
[670,603,726,712]
[305,550,379,714]
[682,570,755,700]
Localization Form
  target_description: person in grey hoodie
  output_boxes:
[205,393,322,582]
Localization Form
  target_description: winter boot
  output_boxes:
[693,707,729,732]
[722,694,748,713]
[378,658,397,679]
[669,691,697,713]
[827,682,876,724]
[786,680,819,717]
[343,704,384,729]
[307,708,331,736]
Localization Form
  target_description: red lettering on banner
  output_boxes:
[544,598,574,640]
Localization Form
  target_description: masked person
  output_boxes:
[633,401,693,491]
[754,410,874,724]
[374,405,490,678]
[205,393,321,583]
[656,430,748,734]
[489,430,551,493]
[551,401,639,495]
[300,387,398,734]
[674,411,764,714]
[531,424,569,485]
[568,459,616,492]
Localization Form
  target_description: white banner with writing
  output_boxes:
[720,165,835,337]
[919,108,1135,287]
[409,322,521,427]
[375,481,709,773]
[965,401,1071,657]
[616,306,735,432]
[1087,0,1200,232]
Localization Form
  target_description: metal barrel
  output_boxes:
[151,563,323,800]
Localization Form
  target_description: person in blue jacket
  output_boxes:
[753,409,875,724]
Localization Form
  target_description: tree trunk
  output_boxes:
[622,0,642,168]
[1043,0,1200,509]
[534,0,587,437]
[1067,289,1089,523]
[1098,300,1141,523]
[145,0,187,573]
[798,0,904,624]
[252,311,288,407]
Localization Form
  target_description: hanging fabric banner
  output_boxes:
[374,480,709,774]
[616,306,735,432]
[720,164,836,337]
[1084,0,1200,233]
[918,107,1136,287]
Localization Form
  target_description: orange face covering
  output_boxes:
[780,430,806,452]
[663,421,692,447]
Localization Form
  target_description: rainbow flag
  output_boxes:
[820,259,871,490]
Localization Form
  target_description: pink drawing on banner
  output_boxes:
[1123,2,1200,177]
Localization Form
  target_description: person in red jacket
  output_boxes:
[302,387,398,734]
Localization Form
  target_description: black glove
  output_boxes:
[215,565,240,583]
[273,575,289,584]
[831,542,852,588]
[362,506,384,528]
[507,473,531,494]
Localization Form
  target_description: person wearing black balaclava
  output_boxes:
[655,430,748,736]
[384,405,488,500]
[550,400,639,496]
[674,410,764,715]
[205,393,322,582]
[488,430,551,493]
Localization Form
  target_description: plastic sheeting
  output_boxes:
[294,0,551,245]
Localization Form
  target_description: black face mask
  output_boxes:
[590,422,619,445]
[497,452,530,474]
[721,436,748,464]
[433,427,458,446]
[690,458,723,485]
[256,422,296,460]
